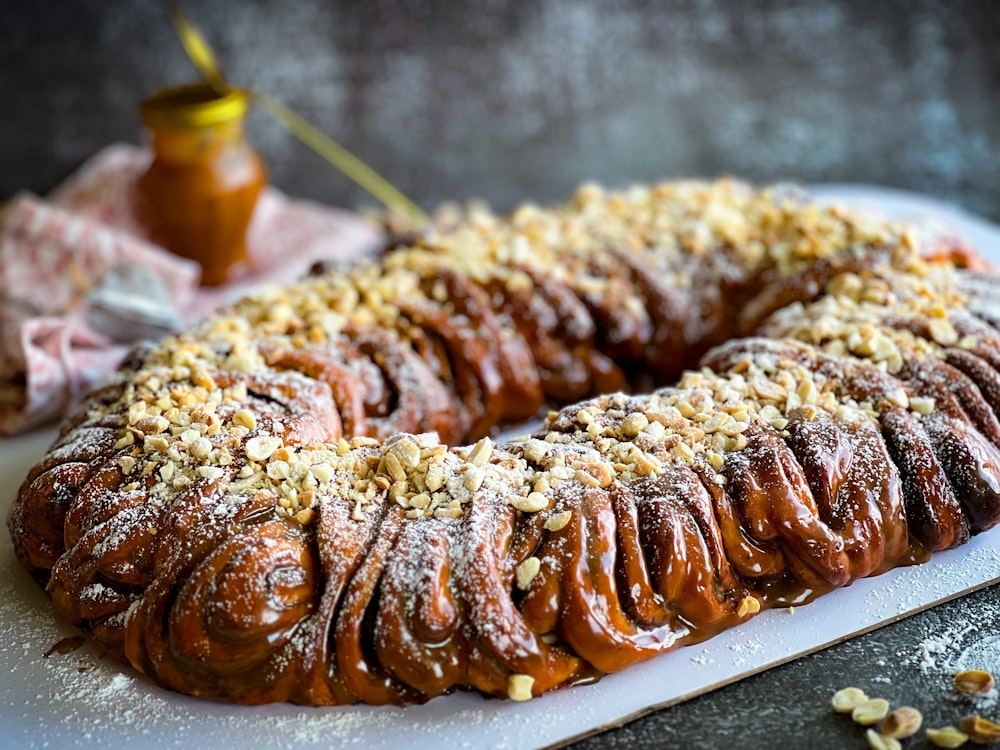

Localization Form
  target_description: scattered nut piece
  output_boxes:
[866,729,901,750]
[927,726,970,748]
[190,365,216,391]
[853,698,891,726]
[886,388,909,409]
[736,596,760,617]
[507,674,535,701]
[833,687,871,714]
[959,715,1000,744]
[955,670,996,696]
[881,706,922,739]
[958,335,979,350]
[143,435,170,453]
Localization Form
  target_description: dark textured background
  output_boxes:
[3,2,1000,748]
[2,0,999,220]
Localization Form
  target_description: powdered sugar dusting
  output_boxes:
[5,436,1000,749]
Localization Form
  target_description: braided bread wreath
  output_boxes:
[8,179,1000,707]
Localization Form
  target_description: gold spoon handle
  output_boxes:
[171,8,428,226]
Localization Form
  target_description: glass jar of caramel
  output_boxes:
[137,84,266,286]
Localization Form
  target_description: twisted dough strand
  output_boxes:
[8,180,1000,705]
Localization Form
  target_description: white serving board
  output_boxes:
[2,186,999,750]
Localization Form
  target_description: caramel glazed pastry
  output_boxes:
[10,179,1000,707]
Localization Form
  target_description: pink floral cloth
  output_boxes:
[0,144,383,434]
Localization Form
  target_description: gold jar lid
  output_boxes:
[140,83,249,129]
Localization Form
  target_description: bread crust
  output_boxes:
[8,179,1000,706]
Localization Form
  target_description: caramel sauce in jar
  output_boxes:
[137,84,266,286]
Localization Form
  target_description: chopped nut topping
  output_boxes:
[574,468,603,488]
[266,461,291,480]
[384,453,407,483]
[929,317,960,346]
[245,436,283,462]
[189,437,213,460]
[463,469,484,492]
[135,415,170,435]
[145,435,169,453]
[620,412,649,437]
[77,180,981,548]
[232,409,257,431]
[387,437,421,470]
[466,436,493,467]
[509,492,548,513]
[426,465,446,492]
[113,431,136,450]
[197,466,225,481]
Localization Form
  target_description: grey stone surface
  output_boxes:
[3,2,1000,747]
[569,585,1000,749]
